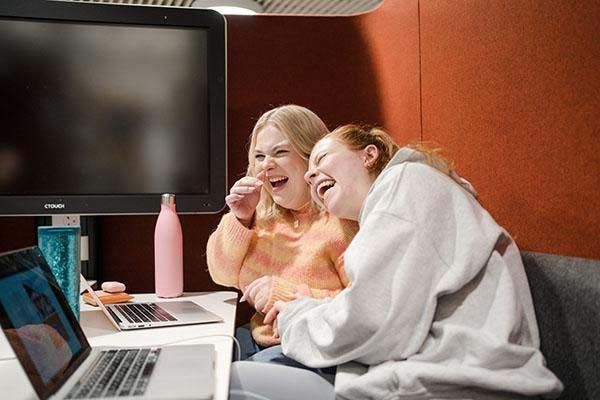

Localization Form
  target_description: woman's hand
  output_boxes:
[264,300,288,338]
[225,170,266,227]
[240,275,272,313]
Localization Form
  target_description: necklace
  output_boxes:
[290,202,312,230]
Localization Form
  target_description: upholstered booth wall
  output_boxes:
[417,0,599,259]
[0,1,597,305]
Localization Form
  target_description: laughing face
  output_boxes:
[254,124,311,211]
[305,137,378,221]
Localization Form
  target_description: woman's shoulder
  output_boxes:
[364,162,471,221]
[378,161,463,197]
[380,160,439,181]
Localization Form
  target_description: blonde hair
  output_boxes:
[247,105,329,220]
[328,124,455,178]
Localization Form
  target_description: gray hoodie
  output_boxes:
[278,148,563,400]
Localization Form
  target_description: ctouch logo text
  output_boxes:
[44,203,65,209]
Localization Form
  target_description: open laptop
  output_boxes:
[0,246,215,399]
[80,276,222,331]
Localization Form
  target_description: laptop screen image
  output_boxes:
[0,247,91,400]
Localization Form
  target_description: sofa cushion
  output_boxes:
[522,251,600,399]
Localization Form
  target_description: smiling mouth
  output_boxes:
[317,179,335,200]
[269,176,289,189]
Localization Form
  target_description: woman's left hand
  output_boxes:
[264,300,287,338]
[240,276,272,312]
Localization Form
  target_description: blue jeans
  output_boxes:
[248,345,336,385]
[235,324,266,360]
[236,324,336,384]
[230,361,335,400]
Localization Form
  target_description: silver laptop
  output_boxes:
[0,246,215,399]
[80,277,222,331]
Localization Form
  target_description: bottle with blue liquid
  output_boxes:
[37,226,81,319]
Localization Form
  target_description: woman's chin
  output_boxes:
[323,192,338,213]
[271,191,287,206]
[272,198,289,210]
[326,201,355,221]
[324,199,341,217]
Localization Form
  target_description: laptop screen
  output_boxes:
[0,246,91,400]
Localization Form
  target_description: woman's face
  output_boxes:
[254,125,311,211]
[305,138,376,221]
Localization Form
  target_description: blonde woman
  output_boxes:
[253,125,563,399]
[206,105,357,360]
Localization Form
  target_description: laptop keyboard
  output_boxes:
[66,348,161,399]
[114,303,178,324]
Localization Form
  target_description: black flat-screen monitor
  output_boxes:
[0,0,227,215]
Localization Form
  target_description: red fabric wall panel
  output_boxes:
[360,0,422,141]
[418,0,599,258]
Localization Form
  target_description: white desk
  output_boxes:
[0,291,238,400]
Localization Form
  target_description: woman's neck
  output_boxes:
[288,202,318,228]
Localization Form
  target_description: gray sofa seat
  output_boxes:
[522,251,600,400]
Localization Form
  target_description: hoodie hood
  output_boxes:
[383,147,478,197]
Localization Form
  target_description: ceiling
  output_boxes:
[58,0,384,15]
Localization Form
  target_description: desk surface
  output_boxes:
[0,291,238,400]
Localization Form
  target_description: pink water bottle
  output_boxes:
[154,193,183,297]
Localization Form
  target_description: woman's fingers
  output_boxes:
[246,279,266,304]
[273,318,279,338]
[239,282,254,303]
[235,176,264,187]
[264,306,279,325]
[230,185,260,196]
[255,290,268,313]
[225,193,243,204]
[264,300,286,325]
[255,282,273,313]
[227,177,263,208]
[240,276,267,303]
[241,279,259,301]
[239,291,247,303]
[226,176,263,219]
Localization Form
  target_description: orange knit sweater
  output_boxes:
[206,205,358,347]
